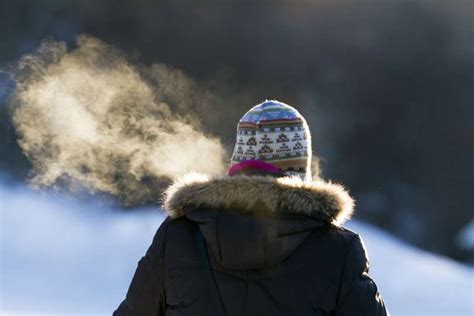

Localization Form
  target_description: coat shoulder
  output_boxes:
[319,223,361,250]
[286,222,363,267]
[162,216,196,245]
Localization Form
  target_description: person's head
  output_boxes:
[229,100,312,180]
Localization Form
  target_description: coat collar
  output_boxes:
[162,173,355,226]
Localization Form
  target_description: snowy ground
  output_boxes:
[1,181,472,316]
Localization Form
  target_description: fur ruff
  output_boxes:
[163,173,355,226]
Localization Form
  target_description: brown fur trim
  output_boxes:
[162,173,355,226]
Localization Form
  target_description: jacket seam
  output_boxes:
[335,234,357,306]
[243,271,249,316]
[161,218,171,312]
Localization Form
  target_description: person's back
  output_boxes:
[114,100,388,316]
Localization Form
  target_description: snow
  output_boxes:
[346,221,473,316]
[1,182,472,316]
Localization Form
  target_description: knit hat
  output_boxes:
[229,100,312,180]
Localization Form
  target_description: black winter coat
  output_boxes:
[114,174,388,316]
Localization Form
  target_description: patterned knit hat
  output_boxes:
[229,100,312,180]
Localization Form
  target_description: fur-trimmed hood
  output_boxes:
[163,173,354,226]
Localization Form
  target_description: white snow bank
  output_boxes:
[346,221,473,316]
[1,182,472,315]
[0,183,164,315]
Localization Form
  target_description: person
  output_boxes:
[114,100,388,316]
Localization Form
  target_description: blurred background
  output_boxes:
[0,0,472,315]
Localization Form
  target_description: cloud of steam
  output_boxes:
[10,35,227,205]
